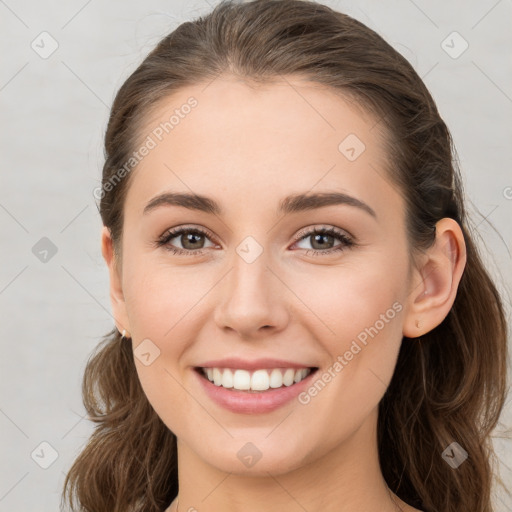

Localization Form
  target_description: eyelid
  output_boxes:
[292,224,354,243]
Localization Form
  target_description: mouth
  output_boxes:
[194,366,319,393]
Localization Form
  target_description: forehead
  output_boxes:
[124,75,400,223]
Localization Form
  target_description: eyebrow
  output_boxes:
[143,191,377,218]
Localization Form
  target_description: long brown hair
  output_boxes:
[61,1,510,511]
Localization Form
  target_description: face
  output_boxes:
[105,75,417,475]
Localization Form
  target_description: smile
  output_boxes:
[194,365,319,414]
[199,367,314,392]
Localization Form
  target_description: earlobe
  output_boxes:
[101,226,130,335]
[403,218,467,338]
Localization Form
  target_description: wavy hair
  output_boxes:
[62,1,510,511]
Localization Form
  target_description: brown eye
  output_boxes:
[156,227,216,255]
[292,227,355,256]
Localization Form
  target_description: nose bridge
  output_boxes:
[213,235,288,336]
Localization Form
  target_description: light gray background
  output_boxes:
[1,0,511,510]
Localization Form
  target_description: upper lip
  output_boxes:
[196,357,317,371]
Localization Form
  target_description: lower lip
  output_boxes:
[194,368,318,414]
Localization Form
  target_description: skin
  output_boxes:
[101,75,466,512]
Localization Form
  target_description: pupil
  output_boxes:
[183,233,203,249]
[312,233,332,249]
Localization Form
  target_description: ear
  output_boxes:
[402,218,467,338]
[101,226,130,336]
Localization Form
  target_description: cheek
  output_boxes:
[291,254,405,347]
[122,256,202,340]
[122,261,208,412]
[124,265,199,432]
[291,252,407,410]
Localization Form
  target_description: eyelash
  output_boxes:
[155,225,355,257]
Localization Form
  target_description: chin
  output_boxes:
[194,435,315,476]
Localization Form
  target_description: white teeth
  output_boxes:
[221,368,234,388]
[213,368,222,386]
[269,368,283,388]
[233,369,251,390]
[201,367,313,391]
[283,368,295,386]
[294,368,308,383]
[251,370,270,391]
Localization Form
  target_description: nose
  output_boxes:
[213,247,289,339]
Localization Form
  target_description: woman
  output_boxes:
[62,1,509,511]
